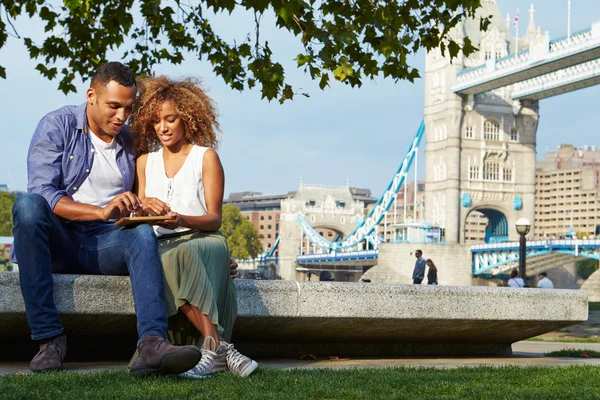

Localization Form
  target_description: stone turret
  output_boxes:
[424,0,539,244]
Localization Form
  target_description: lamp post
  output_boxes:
[516,218,531,282]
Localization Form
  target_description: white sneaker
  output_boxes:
[221,340,258,377]
[179,337,227,379]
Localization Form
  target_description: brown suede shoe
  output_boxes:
[129,336,201,376]
[30,335,67,372]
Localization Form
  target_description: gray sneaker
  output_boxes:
[222,340,258,377]
[180,337,227,379]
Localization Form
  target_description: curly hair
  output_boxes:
[130,76,220,154]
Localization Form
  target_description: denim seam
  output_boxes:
[31,327,64,341]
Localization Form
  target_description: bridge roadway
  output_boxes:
[472,239,600,276]
[296,250,378,274]
[453,25,600,97]
[293,239,600,279]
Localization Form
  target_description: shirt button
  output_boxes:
[85,169,90,173]
[69,155,74,160]
[91,149,95,153]
[73,186,78,191]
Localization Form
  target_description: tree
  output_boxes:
[578,258,599,280]
[0,191,16,236]
[221,204,263,259]
[0,0,489,102]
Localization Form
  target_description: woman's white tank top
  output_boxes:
[145,145,208,236]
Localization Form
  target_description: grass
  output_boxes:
[2,367,600,399]
[545,349,600,358]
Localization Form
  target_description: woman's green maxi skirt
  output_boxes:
[158,231,237,344]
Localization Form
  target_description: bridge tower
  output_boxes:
[277,182,367,280]
[424,0,539,244]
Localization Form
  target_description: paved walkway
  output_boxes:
[2,341,600,375]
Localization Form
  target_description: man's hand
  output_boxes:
[141,197,171,216]
[100,192,141,220]
[229,257,238,279]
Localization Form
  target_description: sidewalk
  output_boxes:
[2,341,600,375]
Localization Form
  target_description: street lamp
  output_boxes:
[516,218,531,282]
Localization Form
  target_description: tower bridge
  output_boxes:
[254,0,600,285]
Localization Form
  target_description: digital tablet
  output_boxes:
[114,215,176,227]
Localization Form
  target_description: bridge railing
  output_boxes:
[297,250,379,263]
[472,239,600,276]
[453,25,599,93]
[472,238,600,252]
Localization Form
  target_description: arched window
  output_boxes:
[469,165,480,180]
[495,44,504,60]
[484,160,500,181]
[484,48,492,60]
[510,128,519,142]
[503,167,513,182]
[465,124,474,139]
[484,119,500,141]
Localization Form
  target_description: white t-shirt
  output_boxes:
[508,278,525,288]
[537,277,554,289]
[72,130,123,207]
[144,145,208,236]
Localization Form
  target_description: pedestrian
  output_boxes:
[412,250,426,284]
[426,259,438,285]
[507,269,525,288]
[537,272,554,288]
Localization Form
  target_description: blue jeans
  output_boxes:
[12,193,168,341]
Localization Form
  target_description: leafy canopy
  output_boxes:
[0,191,16,237]
[221,204,263,259]
[0,0,488,102]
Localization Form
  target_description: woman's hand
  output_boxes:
[142,197,171,216]
[229,257,238,279]
[157,211,182,229]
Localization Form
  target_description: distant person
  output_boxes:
[412,250,426,284]
[426,259,438,285]
[11,62,201,374]
[537,272,554,289]
[507,270,525,288]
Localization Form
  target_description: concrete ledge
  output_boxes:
[0,272,589,358]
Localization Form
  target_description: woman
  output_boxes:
[426,259,438,285]
[130,76,257,378]
[507,269,525,288]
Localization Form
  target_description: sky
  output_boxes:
[1,0,599,199]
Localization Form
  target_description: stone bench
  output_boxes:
[0,272,588,359]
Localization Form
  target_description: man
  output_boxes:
[412,250,426,284]
[537,272,555,289]
[12,62,201,374]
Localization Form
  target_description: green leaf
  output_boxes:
[319,73,329,90]
[0,66,5,79]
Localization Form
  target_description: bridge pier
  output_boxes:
[361,243,473,285]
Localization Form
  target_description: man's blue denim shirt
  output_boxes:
[27,102,136,210]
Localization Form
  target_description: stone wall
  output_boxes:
[361,242,472,285]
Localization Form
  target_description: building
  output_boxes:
[373,181,426,241]
[535,144,600,239]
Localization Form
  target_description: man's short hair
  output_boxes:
[539,272,548,277]
[416,249,422,254]
[91,62,136,88]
